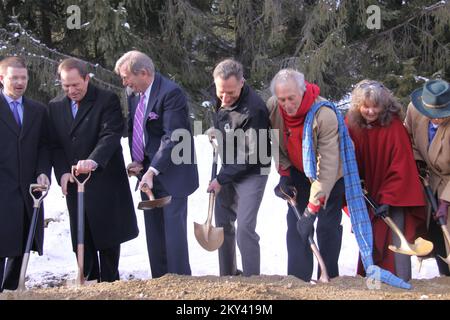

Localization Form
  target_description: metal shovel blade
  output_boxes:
[194,192,224,251]
[138,196,172,210]
[388,236,434,256]
[194,222,224,251]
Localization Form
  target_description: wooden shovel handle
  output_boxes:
[71,165,91,192]
[141,183,155,201]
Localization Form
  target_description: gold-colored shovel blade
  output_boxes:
[194,222,224,251]
[138,196,172,210]
[388,237,434,256]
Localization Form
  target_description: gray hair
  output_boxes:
[213,59,244,81]
[270,68,306,96]
[114,50,155,76]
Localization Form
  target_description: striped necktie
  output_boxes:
[132,94,146,162]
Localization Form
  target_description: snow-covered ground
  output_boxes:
[26,136,439,287]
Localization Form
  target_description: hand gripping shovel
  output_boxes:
[128,167,172,210]
[279,187,330,283]
[419,175,450,266]
[194,133,224,251]
[138,183,172,210]
[17,184,49,291]
[362,186,433,257]
[71,165,91,286]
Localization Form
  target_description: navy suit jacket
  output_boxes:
[128,73,199,197]
[0,94,51,256]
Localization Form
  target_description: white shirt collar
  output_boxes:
[2,92,23,105]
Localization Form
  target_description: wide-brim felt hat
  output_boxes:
[411,79,450,118]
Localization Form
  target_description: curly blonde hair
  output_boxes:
[347,80,403,128]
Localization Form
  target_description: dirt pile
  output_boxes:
[1,274,449,300]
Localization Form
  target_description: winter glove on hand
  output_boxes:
[434,199,449,225]
[375,204,390,218]
[274,176,296,200]
[296,204,318,241]
[416,160,428,178]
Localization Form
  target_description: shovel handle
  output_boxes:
[141,183,155,201]
[206,191,216,226]
[209,134,219,181]
[29,184,49,208]
[127,167,144,180]
[420,175,439,212]
[71,165,91,192]
[284,193,330,283]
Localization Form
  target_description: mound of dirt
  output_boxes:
[1,274,449,300]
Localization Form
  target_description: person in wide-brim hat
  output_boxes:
[405,78,450,277]
[410,79,450,118]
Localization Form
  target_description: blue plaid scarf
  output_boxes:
[302,100,411,290]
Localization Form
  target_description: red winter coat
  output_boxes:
[347,116,427,275]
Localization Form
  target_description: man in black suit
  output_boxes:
[115,51,199,278]
[0,57,51,291]
[47,58,138,282]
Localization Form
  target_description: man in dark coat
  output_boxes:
[0,57,51,291]
[207,59,271,277]
[47,58,138,282]
[115,51,198,278]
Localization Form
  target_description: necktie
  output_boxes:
[72,101,79,118]
[132,94,146,162]
[428,123,438,145]
[11,101,21,127]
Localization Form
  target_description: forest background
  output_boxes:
[0,0,448,128]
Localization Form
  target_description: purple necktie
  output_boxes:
[11,101,21,127]
[132,94,146,162]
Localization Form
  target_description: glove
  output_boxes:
[434,199,449,225]
[274,176,296,200]
[416,160,428,178]
[375,204,389,218]
[296,206,317,241]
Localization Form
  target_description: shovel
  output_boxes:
[138,183,172,210]
[419,175,450,266]
[278,187,330,283]
[362,187,433,257]
[17,184,49,291]
[193,133,224,251]
[128,166,172,210]
[71,165,91,286]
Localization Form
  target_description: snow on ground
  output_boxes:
[26,136,439,287]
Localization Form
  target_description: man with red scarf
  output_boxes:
[267,69,344,282]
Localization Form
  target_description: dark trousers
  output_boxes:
[81,219,120,282]
[0,256,23,291]
[214,174,268,276]
[142,185,191,278]
[429,216,450,276]
[287,169,344,282]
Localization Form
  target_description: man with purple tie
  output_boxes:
[0,57,51,291]
[115,51,198,278]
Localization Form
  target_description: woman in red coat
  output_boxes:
[346,80,427,281]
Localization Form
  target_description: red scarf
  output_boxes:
[279,82,320,173]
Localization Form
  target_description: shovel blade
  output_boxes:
[388,237,433,256]
[138,196,172,210]
[194,222,224,251]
